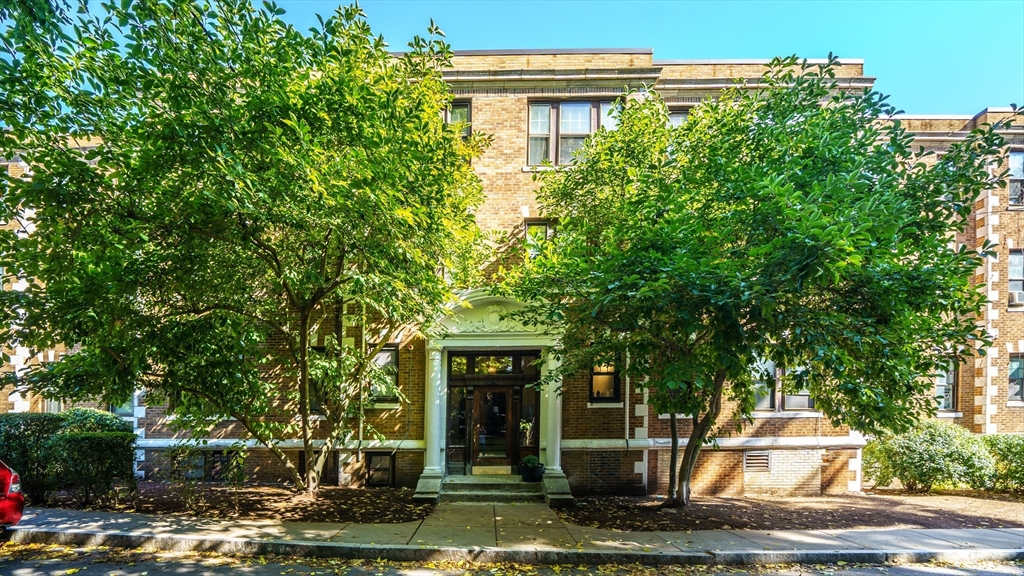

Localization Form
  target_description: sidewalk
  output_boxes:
[5,503,1024,566]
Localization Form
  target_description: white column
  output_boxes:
[543,354,563,472]
[423,343,444,474]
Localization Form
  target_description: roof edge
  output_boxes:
[451,48,653,56]
[654,58,865,65]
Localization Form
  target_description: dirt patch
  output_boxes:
[557,489,1024,531]
[42,481,433,524]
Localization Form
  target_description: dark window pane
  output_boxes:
[477,391,508,457]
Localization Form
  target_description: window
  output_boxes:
[370,346,399,404]
[525,220,554,259]
[1010,250,1023,306]
[44,398,62,414]
[528,101,620,166]
[1011,354,1023,401]
[445,102,471,141]
[366,452,394,487]
[753,362,816,412]
[936,364,957,411]
[590,362,620,403]
[1010,151,1023,206]
[668,110,688,127]
[753,360,777,411]
[110,399,134,418]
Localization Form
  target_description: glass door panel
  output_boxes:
[475,387,507,455]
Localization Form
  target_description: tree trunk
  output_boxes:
[661,412,680,508]
[297,313,318,496]
[674,370,727,507]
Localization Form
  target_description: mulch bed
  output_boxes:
[557,489,1024,531]
[42,481,434,524]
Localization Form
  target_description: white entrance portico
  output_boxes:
[412,290,573,506]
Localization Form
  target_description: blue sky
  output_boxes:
[276,0,1024,115]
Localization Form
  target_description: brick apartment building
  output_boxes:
[2,49,1022,505]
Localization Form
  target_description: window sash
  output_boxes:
[370,346,399,400]
[600,101,619,131]
[590,361,620,403]
[1011,355,1024,400]
[936,365,957,411]
[668,111,688,127]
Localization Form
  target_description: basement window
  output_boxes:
[366,452,395,487]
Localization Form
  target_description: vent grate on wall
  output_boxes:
[744,450,771,472]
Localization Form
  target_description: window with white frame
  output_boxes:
[528,101,621,166]
[1010,250,1023,306]
[753,362,815,412]
[1010,354,1023,401]
[370,346,399,404]
[668,110,688,127]
[936,364,957,411]
[445,101,471,141]
[590,361,620,403]
[1009,151,1023,206]
[525,220,555,259]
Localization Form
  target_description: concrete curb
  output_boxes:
[6,527,1024,566]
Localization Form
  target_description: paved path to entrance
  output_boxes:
[6,504,1024,565]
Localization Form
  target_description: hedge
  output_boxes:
[983,434,1024,493]
[863,419,995,493]
[0,408,136,503]
[47,432,137,504]
[0,413,66,500]
[60,407,133,434]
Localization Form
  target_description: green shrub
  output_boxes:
[47,432,137,505]
[0,413,65,501]
[165,444,207,512]
[863,419,995,493]
[983,434,1024,493]
[59,407,133,434]
[223,444,249,513]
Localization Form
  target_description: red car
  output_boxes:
[0,460,24,529]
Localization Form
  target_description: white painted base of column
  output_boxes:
[413,468,444,503]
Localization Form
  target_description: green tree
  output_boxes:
[0,0,485,494]
[510,57,1009,506]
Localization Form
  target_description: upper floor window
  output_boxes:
[370,346,399,404]
[936,364,957,412]
[590,361,620,403]
[1009,150,1023,206]
[1010,250,1023,307]
[1010,354,1023,401]
[753,361,815,412]
[525,220,555,259]
[668,110,688,127]
[444,102,471,141]
[528,101,620,166]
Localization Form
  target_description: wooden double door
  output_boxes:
[446,351,541,474]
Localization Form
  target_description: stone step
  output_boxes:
[438,490,546,503]
[441,474,543,494]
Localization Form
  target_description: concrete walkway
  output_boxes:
[5,504,1024,566]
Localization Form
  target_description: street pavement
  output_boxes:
[3,503,1023,566]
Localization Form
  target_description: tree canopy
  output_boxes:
[1,0,485,492]
[509,56,1009,505]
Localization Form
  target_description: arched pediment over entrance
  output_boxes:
[439,289,547,337]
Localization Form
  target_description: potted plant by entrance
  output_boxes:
[520,455,544,482]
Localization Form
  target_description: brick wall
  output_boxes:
[651,448,744,497]
[561,449,646,496]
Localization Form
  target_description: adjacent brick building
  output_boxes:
[3,49,1022,505]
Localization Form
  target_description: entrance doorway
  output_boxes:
[446,351,541,475]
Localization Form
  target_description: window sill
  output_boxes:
[750,411,823,419]
[522,165,577,173]
[1007,306,1024,313]
[1007,400,1024,408]
[935,411,963,418]
[657,413,691,419]
[587,402,624,409]
[370,403,401,410]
